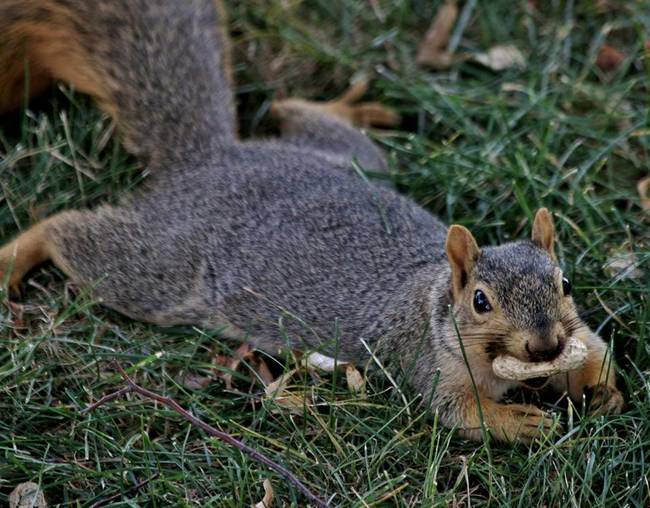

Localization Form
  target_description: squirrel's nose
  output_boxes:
[525,337,563,362]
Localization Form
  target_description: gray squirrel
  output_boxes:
[0,0,622,442]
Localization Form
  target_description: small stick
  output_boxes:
[81,386,131,413]
[89,472,159,508]
[82,361,329,508]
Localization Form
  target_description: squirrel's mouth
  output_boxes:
[525,340,565,363]
[521,376,551,390]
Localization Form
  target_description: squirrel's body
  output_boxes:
[52,142,447,359]
[1,0,623,442]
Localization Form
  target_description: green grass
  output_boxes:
[1,1,649,506]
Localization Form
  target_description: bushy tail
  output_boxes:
[0,0,235,159]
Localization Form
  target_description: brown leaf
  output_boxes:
[7,301,25,328]
[472,45,526,71]
[212,343,252,390]
[234,343,254,361]
[212,344,280,392]
[345,364,366,396]
[603,251,644,280]
[416,1,459,69]
[178,371,213,390]
[596,43,625,72]
[212,354,234,389]
[255,357,275,386]
[252,479,274,508]
[9,482,47,508]
[264,368,311,415]
[638,175,650,211]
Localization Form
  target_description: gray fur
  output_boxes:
[4,0,620,439]
[476,242,561,330]
[42,0,547,399]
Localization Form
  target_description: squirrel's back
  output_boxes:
[0,0,235,158]
[48,142,449,358]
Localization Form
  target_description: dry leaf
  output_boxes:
[416,1,459,69]
[603,251,644,280]
[177,371,212,390]
[211,344,278,392]
[9,482,47,508]
[7,301,25,329]
[345,364,366,396]
[596,43,625,71]
[472,45,525,71]
[255,357,275,386]
[252,479,274,508]
[212,343,253,390]
[301,351,339,372]
[501,82,527,93]
[638,175,650,211]
[264,368,311,415]
[302,352,367,395]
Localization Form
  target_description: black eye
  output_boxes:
[562,277,572,296]
[473,290,492,313]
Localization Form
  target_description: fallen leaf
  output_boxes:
[6,301,25,329]
[301,352,367,395]
[212,343,253,390]
[9,482,47,508]
[603,251,644,280]
[345,364,366,396]
[596,43,625,72]
[472,45,525,71]
[301,351,339,372]
[177,371,212,390]
[416,1,459,69]
[501,82,527,93]
[255,356,275,386]
[638,175,650,211]
[252,479,274,508]
[264,368,311,415]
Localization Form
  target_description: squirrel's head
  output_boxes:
[445,208,583,365]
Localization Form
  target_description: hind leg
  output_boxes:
[270,78,399,171]
[0,213,76,290]
[271,77,399,128]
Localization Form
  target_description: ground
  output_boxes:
[1,1,649,506]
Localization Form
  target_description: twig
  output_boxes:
[81,386,131,413]
[82,361,329,508]
[89,472,159,508]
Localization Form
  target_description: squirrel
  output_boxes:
[0,0,623,442]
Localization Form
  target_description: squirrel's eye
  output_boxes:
[562,277,572,296]
[473,290,492,313]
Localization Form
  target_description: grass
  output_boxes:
[1,0,649,506]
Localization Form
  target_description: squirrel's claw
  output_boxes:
[587,384,624,416]
[477,402,559,444]
[503,403,558,443]
[459,398,560,443]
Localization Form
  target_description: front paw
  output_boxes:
[459,400,559,443]
[586,384,624,416]
[493,403,558,443]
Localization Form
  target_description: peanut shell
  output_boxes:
[492,336,587,381]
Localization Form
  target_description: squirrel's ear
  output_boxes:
[446,225,480,297]
[531,208,555,258]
